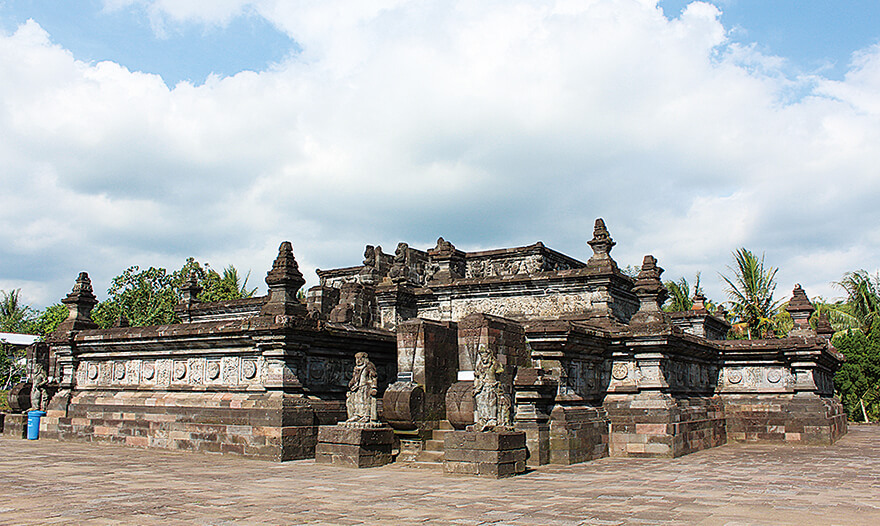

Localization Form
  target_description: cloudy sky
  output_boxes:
[1,0,879,310]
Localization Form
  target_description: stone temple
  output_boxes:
[3,219,846,471]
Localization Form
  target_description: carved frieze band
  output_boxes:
[719,366,794,390]
[76,356,266,388]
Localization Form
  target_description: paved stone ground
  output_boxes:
[1,426,879,525]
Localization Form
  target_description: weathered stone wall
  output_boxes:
[722,394,847,444]
[604,393,726,458]
[42,391,337,460]
[548,405,609,464]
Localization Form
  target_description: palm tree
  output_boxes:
[835,270,880,333]
[663,277,692,312]
[219,266,257,299]
[720,248,782,339]
[0,289,36,333]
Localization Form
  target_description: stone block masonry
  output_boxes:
[41,390,341,461]
[443,430,527,477]
[315,425,394,468]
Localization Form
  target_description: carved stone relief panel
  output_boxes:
[221,356,239,385]
[99,361,112,384]
[156,359,171,387]
[113,361,126,382]
[206,360,221,381]
[142,361,155,382]
[241,359,258,381]
[126,360,140,385]
[172,361,187,382]
[188,358,203,385]
[720,366,794,392]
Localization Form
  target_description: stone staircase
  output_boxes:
[407,421,455,468]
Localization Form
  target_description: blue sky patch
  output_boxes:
[0,0,297,86]
[660,0,880,80]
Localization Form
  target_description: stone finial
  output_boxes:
[429,237,456,257]
[260,241,307,317]
[586,218,619,272]
[112,315,130,328]
[427,237,466,283]
[816,311,833,339]
[629,255,670,328]
[714,304,727,320]
[588,218,615,258]
[389,242,415,284]
[56,272,99,332]
[363,245,376,268]
[786,284,815,335]
[692,292,707,312]
[180,271,202,305]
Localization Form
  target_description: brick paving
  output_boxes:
[1,426,879,525]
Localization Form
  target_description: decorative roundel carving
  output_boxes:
[309,360,325,381]
[142,362,155,380]
[611,363,628,381]
[206,361,220,380]
[173,361,187,380]
[88,363,99,380]
[728,370,743,384]
[114,362,126,380]
[767,370,782,384]
[242,360,258,380]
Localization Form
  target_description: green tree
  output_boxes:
[0,289,37,334]
[834,320,880,422]
[199,265,257,303]
[835,270,880,333]
[91,259,259,328]
[92,266,180,328]
[663,276,693,312]
[1,289,38,391]
[34,303,69,337]
[720,248,782,339]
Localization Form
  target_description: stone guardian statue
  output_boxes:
[473,346,507,431]
[345,352,378,424]
[30,363,49,412]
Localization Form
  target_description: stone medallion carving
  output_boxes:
[142,362,155,380]
[242,360,257,380]
[728,370,743,384]
[114,362,126,380]
[309,359,326,382]
[173,361,187,381]
[88,363,99,380]
[767,369,782,383]
[206,360,220,380]
[611,363,628,381]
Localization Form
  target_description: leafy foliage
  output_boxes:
[34,303,69,337]
[199,265,257,303]
[91,259,259,329]
[92,266,181,328]
[0,289,37,334]
[663,276,693,312]
[834,320,880,422]
[720,248,782,339]
[835,270,880,333]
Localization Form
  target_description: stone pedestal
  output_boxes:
[1,413,27,439]
[315,424,394,468]
[443,430,527,478]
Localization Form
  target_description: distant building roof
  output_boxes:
[0,332,40,346]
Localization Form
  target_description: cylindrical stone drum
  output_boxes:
[445,380,475,430]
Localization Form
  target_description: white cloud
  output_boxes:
[2,1,880,311]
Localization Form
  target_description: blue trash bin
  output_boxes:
[27,410,46,440]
